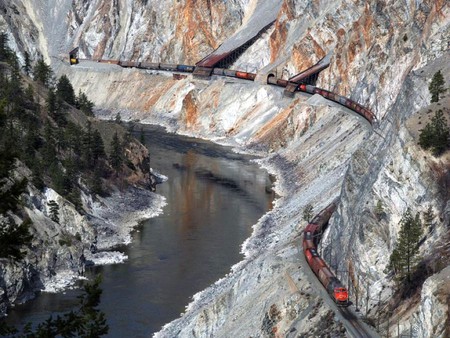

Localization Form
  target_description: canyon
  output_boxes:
[1,0,449,337]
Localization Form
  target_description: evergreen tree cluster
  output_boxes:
[0,37,33,259]
[0,32,128,260]
[418,109,450,156]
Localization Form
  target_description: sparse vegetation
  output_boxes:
[428,70,445,103]
[47,200,60,223]
[422,205,434,231]
[374,199,384,220]
[387,208,423,283]
[418,109,449,156]
[302,203,313,223]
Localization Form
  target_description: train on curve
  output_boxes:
[69,56,376,125]
[302,203,349,307]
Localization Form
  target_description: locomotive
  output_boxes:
[302,204,349,307]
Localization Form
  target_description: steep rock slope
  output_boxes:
[1,0,449,336]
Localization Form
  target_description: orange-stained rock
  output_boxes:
[182,90,199,128]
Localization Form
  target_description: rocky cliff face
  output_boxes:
[1,0,449,336]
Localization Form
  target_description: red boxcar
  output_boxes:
[276,79,288,87]
[318,265,334,286]
[311,257,327,276]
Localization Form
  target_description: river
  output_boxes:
[4,124,274,337]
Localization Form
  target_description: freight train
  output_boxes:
[302,203,349,307]
[69,55,375,125]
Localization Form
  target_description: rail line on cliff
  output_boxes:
[69,56,377,127]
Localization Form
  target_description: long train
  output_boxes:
[69,57,376,125]
[302,203,349,307]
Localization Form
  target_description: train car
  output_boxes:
[327,278,349,306]
[298,84,307,92]
[224,69,237,77]
[119,61,139,68]
[69,47,79,65]
[318,265,334,284]
[303,234,316,252]
[236,71,248,79]
[139,62,160,70]
[337,95,346,105]
[305,85,315,94]
[276,79,288,87]
[247,73,257,81]
[97,59,120,65]
[305,248,319,266]
[212,68,226,76]
[159,63,178,71]
[177,64,195,73]
[311,257,327,276]
[304,223,319,238]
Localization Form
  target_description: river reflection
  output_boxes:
[4,124,274,337]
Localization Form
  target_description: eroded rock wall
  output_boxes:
[1,0,449,336]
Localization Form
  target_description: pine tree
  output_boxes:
[0,32,10,62]
[0,218,33,260]
[47,88,66,126]
[33,57,53,87]
[76,91,94,116]
[23,51,32,76]
[90,166,104,196]
[388,208,423,283]
[42,120,57,167]
[429,70,445,103]
[47,200,60,223]
[56,75,76,105]
[92,129,106,162]
[82,121,94,168]
[430,110,449,156]
[302,204,313,222]
[109,131,122,172]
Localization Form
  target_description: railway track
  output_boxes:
[68,51,377,127]
[340,307,374,338]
